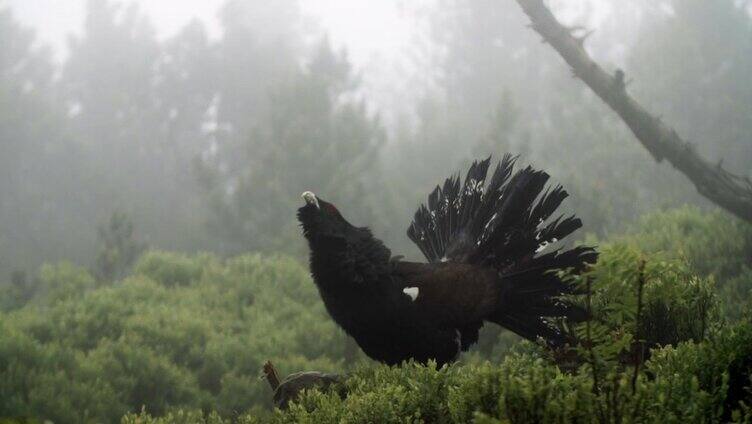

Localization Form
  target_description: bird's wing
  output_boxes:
[391,261,501,325]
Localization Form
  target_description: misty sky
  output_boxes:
[4,0,418,66]
[4,0,433,122]
[3,1,609,82]
[3,0,620,128]
[2,0,750,279]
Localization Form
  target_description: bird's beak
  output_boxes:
[301,191,320,209]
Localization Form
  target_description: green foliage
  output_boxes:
[36,262,98,304]
[257,321,750,423]
[0,252,355,422]
[617,206,752,319]
[94,212,147,281]
[117,235,752,423]
[3,208,746,422]
[133,251,206,288]
[623,207,752,281]
[0,0,749,419]
[648,321,752,421]
[0,262,96,311]
[122,339,744,424]
[568,243,717,358]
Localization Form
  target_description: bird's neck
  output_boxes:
[307,238,350,287]
[307,229,391,290]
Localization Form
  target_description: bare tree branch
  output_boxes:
[262,360,281,391]
[516,0,752,223]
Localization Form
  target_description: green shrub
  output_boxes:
[94,212,147,282]
[251,232,744,423]
[0,252,353,422]
[257,318,750,423]
[619,206,752,319]
[0,262,98,311]
[3,208,750,423]
[133,251,208,287]
[28,262,96,306]
[646,321,752,422]
[565,243,717,360]
[251,348,737,423]
[624,207,752,280]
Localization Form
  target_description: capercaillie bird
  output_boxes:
[297,155,596,366]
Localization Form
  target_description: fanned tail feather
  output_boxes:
[408,155,597,347]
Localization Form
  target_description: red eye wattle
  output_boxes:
[324,203,339,215]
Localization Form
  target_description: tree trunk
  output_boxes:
[515,0,752,224]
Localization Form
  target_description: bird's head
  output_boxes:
[297,191,354,242]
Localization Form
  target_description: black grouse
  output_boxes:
[297,155,596,366]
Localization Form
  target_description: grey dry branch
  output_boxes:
[515,0,752,224]
[263,361,281,391]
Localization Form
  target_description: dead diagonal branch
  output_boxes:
[516,0,752,223]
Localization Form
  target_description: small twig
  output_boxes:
[584,277,608,423]
[700,297,708,341]
[612,372,622,424]
[574,29,595,47]
[631,259,646,395]
[263,361,281,391]
[585,278,601,391]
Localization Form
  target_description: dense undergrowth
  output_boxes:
[0,254,356,422]
[1,207,751,423]
[123,320,752,423]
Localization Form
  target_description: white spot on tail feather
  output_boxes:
[536,237,559,253]
[403,287,419,301]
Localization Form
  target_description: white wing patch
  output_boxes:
[402,286,419,302]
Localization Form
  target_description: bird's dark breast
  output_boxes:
[308,234,467,365]
[315,277,460,366]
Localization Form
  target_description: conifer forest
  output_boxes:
[1,1,751,422]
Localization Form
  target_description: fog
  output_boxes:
[1,0,752,420]
[1,0,749,272]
